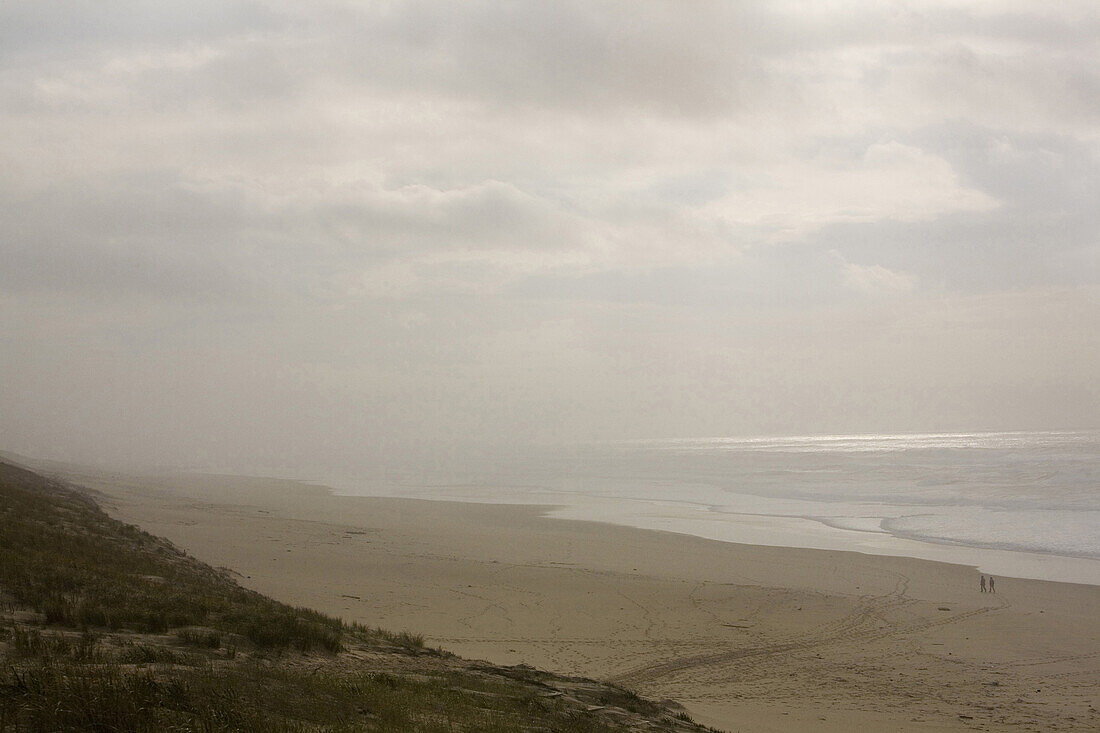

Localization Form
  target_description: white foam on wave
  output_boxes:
[810,516,890,534]
[883,509,1100,559]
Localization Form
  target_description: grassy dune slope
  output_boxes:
[0,460,714,732]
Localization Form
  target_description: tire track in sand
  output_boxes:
[610,571,1007,688]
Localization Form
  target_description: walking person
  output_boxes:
[980,575,986,593]
[989,576,995,593]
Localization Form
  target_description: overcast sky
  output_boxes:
[1,1,1097,476]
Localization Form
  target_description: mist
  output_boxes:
[2,1,1097,478]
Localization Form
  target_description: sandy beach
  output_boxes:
[68,469,1100,732]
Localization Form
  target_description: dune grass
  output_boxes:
[0,461,342,652]
[0,460,709,732]
[1,638,616,732]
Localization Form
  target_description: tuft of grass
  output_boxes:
[348,621,429,651]
[375,628,425,650]
[593,683,663,717]
[115,642,196,666]
[175,628,222,649]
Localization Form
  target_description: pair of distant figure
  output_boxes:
[980,575,995,593]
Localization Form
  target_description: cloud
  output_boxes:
[836,254,917,297]
[704,142,999,234]
[1,1,1097,470]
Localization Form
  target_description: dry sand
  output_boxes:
[69,470,1100,732]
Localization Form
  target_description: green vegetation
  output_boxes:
[0,462,341,652]
[2,641,618,732]
[0,460,711,731]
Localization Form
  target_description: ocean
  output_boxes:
[332,430,1100,585]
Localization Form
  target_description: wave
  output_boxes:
[880,509,1100,560]
[618,429,1099,454]
[333,429,1100,583]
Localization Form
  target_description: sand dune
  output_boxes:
[71,470,1100,732]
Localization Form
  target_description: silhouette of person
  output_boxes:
[980,575,986,592]
[988,576,995,593]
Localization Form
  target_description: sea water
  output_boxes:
[333,430,1100,585]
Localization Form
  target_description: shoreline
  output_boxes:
[547,499,1100,588]
[61,467,1100,732]
[327,482,1100,587]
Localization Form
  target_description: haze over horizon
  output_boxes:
[2,1,1098,478]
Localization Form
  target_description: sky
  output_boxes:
[1,1,1097,476]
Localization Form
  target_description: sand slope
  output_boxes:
[70,470,1100,732]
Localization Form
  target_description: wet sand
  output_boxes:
[71,470,1100,731]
